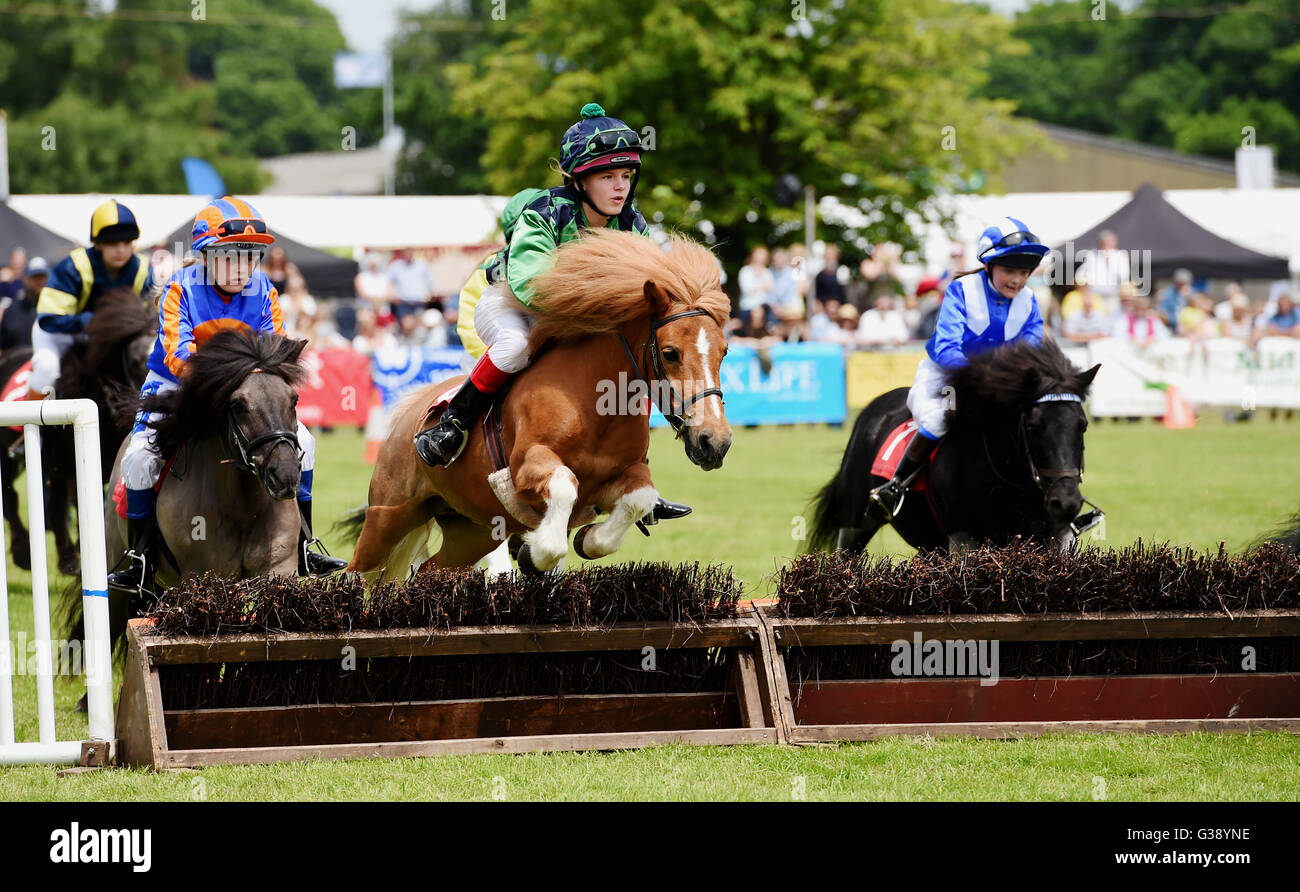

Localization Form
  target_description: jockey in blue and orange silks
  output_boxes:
[106,197,348,592]
[867,216,1049,520]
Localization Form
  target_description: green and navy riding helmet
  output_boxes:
[559,102,645,214]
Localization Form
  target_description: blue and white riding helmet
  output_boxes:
[976,217,1049,270]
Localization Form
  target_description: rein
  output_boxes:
[616,308,724,437]
[981,392,1085,494]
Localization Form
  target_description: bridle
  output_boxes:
[983,391,1085,494]
[1020,392,1085,490]
[224,369,302,489]
[617,308,724,436]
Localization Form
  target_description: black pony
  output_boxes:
[0,288,154,574]
[809,340,1101,554]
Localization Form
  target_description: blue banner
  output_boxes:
[650,342,846,427]
[370,346,468,406]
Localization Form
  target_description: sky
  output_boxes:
[316,0,1038,54]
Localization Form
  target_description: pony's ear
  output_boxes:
[287,337,309,365]
[644,280,671,315]
[1077,363,1101,392]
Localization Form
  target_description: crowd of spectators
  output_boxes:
[4,228,1297,366]
[0,241,460,358]
[722,229,1300,356]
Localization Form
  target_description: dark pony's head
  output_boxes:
[141,330,307,500]
[59,288,155,399]
[946,339,1101,544]
[946,339,1098,422]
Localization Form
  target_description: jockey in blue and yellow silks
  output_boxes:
[867,217,1049,520]
[106,197,347,593]
[28,200,153,400]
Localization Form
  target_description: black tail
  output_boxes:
[333,504,368,545]
[807,472,846,553]
[1263,509,1300,553]
[807,407,875,553]
[807,392,910,554]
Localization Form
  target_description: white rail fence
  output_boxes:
[0,399,113,765]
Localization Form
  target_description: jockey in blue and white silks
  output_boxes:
[869,217,1050,519]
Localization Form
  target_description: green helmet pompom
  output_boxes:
[580,102,606,119]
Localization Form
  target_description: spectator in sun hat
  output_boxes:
[1264,291,1300,338]
[1112,293,1169,347]
[1222,292,1258,343]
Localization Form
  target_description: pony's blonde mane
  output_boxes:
[527,229,730,349]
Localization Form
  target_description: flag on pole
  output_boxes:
[181,157,225,196]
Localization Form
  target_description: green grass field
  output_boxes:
[2,414,1300,800]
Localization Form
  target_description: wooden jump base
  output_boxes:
[756,606,1300,743]
[117,611,781,770]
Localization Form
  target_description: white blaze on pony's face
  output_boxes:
[652,305,732,471]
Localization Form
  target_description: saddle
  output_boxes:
[870,419,946,532]
[1,359,36,431]
[421,379,511,473]
[870,420,936,490]
[420,380,597,530]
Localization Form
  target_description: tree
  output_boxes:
[445,0,1040,271]
[983,0,1300,173]
[0,0,350,192]
[388,1,533,195]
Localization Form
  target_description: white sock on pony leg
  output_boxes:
[580,485,659,558]
[522,466,577,571]
[481,540,513,576]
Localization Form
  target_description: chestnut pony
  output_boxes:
[347,229,733,576]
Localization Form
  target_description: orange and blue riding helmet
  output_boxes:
[190,196,276,254]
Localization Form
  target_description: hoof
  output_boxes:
[507,533,525,561]
[515,541,542,576]
[75,693,87,714]
[573,524,599,561]
[59,555,80,577]
[12,543,30,571]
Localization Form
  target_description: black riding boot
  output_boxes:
[413,379,492,468]
[298,500,347,576]
[106,516,157,593]
[867,432,935,520]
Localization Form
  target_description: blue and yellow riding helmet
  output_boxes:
[90,199,141,244]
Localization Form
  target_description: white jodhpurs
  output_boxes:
[906,356,953,440]
[29,324,75,395]
[473,284,534,373]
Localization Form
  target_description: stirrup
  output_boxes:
[106,549,152,595]
[414,418,469,468]
[1071,500,1105,536]
[867,482,905,520]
